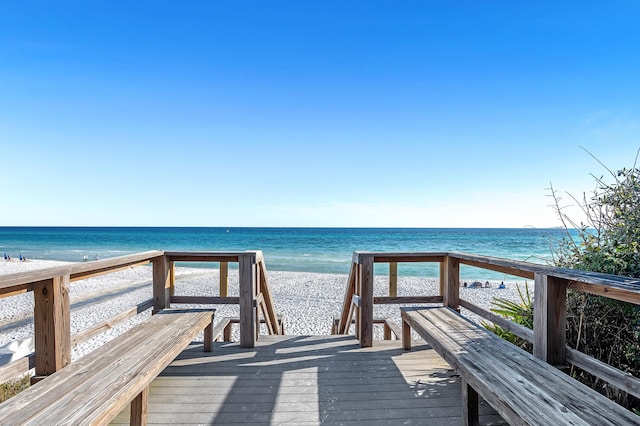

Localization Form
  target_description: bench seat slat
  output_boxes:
[0,313,166,417]
[0,312,198,422]
[415,309,588,425]
[0,310,213,426]
[0,321,164,421]
[401,307,638,426]
[60,311,213,425]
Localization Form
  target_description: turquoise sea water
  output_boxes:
[0,227,571,280]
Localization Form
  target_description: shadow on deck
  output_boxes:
[112,335,505,425]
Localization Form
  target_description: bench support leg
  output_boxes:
[130,386,149,426]
[461,379,479,426]
[383,322,391,340]
[223,323,232,342]
[204,320,213,352]
[401,319,411,350]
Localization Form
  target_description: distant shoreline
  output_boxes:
[0,227,561,279]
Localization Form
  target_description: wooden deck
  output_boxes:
[111,335,505,425]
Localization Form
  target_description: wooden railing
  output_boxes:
[163,251,282,347]
[0,250,282,384]
[335,251,640,401]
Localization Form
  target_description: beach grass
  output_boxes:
[0,376,29,402]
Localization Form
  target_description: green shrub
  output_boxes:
[482,282,533,352]
[549,151,640,410]
[0,375,30,402]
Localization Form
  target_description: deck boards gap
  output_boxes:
[111,335,504,426]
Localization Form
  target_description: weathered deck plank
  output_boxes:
[111,335,504,425]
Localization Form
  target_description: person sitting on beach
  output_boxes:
[3,253,7,261]
[19,254,23,261]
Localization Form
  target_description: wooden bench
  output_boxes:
[0,309,215,426]
[401,306,639,426]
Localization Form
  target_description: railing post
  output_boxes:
[439,261,445,296]
[358,254,374,347]
[443,256,460,309]
[220,261,229,297]
[389,262,398,297]
[354,264,361,340]
[153,255,170,313]
[239,253,257,348]
[252,263,258,341]
[33,274,71,382]
[169,261,175,298]
[533,274,567,365]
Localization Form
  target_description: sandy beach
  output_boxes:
[0,259,532,361]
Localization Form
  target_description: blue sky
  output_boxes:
[1,1,639,227]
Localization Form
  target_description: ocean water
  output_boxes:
[0,227,572,280]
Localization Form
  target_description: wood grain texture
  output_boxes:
[152,256,170,313]
[0,251,161,296]
[400,307,637,425]
[111,335,504,425]
[0,309,214,426]
[443,256,459,309]
[238,254,257,348]
[258,260,281,335]
[130,386,148,426]
[346,251,640,304]
[68,251,161,281]
[219,261,229,297]
[383,322,392,340]
[402,319,411,350]
[451,252,546,279]
[439,261,445,296]
[71,260,153,283]
[209,317,232,342]
[355,264,361,341]
[457,258,535,280]
[204,319,213,353]
[33,275,71,377]
[383,319,402,340]
[169,262,175,298]
[358,255,374,348]
[389,262,398,297]
[533,274,567,365]
[223,321,232,342]
[566,347,640,400]
[567,279,640,304]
